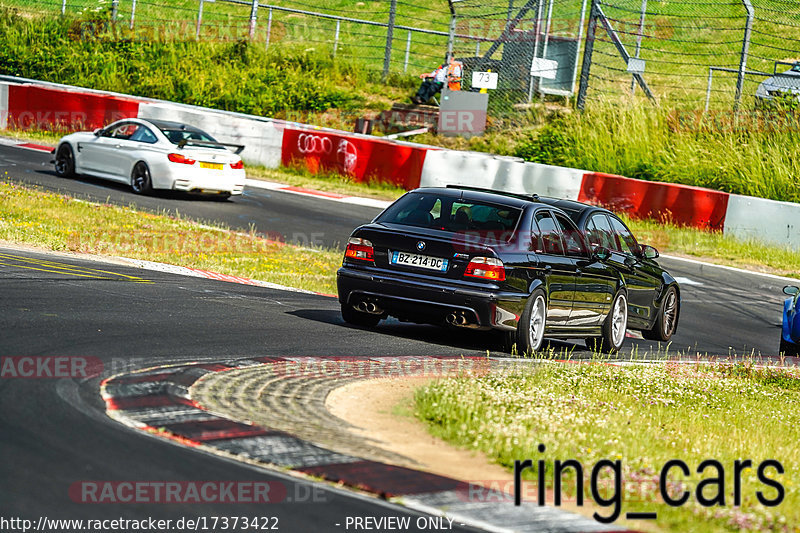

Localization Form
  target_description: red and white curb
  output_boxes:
[101,357,637,533]
[0,138,55,153]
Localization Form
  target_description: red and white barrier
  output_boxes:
[5,83,140,131]
[0,82,9,130]
[2,76,800,249]
[280,126,432,190]
[579,172,730,230]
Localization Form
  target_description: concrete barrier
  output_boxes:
[419,150,584,200]
[281,126,431,190]
[0,82,8,130]
[579,172,730,230]
[724,195,800,249]
[7,84,139,130]
[137,103,284,169]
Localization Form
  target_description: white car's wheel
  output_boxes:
[54,144,76,178]
[131,162,153,195]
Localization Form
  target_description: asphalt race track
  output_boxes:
[0,143,377,249]
[0,143,792,530]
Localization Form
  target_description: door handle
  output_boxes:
[576,268,581,274]
[114,144,122,149]
[544,265,552,272]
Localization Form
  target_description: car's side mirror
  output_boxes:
[93,128,102,137]
[592,246,611,262]
[640,244,659,260]
[784,285,800,296]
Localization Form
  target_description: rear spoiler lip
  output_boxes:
[177,139,245,155]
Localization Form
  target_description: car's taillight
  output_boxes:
[168,153,196,165]
[464,257,505,281]
[230,160,244,170]
[344,237,374,262]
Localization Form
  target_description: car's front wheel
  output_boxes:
[588,291,628,354]
[642,286,679,341]
[131,162,153,195]
[54,144,75,178]
[340,303,381,328]
[515,289,547,355]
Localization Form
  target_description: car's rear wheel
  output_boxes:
[54,144,75,178]
[642,286,679,341]
[131,162,153,195]
[341,303,381,328]
[515,289,547,355]
[588,291,628,354]
[780,338,799,357]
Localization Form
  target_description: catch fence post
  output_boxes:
[382,0,397,81]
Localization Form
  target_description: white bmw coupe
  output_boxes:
[54,118,246,199]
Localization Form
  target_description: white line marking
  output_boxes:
[673,276,704,286]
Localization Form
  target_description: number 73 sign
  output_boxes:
[471,71,499,90]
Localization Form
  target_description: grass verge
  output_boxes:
[0,179,342,294]
[415,359,800,532]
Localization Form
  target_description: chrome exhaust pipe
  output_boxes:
[456,315,467,326]
[354,301,368,312]
[365,302,380,314]
[446,313,458,325]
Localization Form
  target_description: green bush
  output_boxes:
[0,8,357,116]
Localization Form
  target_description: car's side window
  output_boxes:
[586,213,617,250]
[534,211,565,255]
[553,212,588,258]
[609,216,640,256]
[129,126,158,144]
[103,123,139,140]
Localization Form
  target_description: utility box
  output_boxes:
[437,89,488,137]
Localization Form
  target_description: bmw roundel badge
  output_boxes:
[416,241,426,251]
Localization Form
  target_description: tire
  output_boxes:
[341,303,381,328]
[642,286,679,341]
[588,291,628,354]
[54,144,75,178]
[780,338,799,357]
[130,162,153,195]
[515,289,547,355]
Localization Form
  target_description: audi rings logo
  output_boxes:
[297,134,333,155]
[336,139,358,175]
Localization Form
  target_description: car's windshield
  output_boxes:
[377,192,522,238]
[159,127,218,146]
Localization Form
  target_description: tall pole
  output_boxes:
[734,0,754,113]
[130,0,137,30]
[265,8,272,49]
[576,0,599,111]
[630,0,647,94]
[196,0,204,39]
[249,0,259,41]
[382,0,397,81]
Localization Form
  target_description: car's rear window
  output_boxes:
[159,127,218,146]
[377,192,522,237]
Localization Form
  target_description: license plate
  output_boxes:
[390,251,448,272]
[200,162,223,170]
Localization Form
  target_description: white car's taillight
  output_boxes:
[168,153,196,165]
[344,237,374,262]
[464,257,505,281]
[230,160,244,170]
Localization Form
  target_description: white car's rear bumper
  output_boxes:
[167,167,246,195]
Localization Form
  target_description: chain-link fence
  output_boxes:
[1,0,798,119]
[577,0,800,111]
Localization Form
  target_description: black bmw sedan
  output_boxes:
[337,186,680,354]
